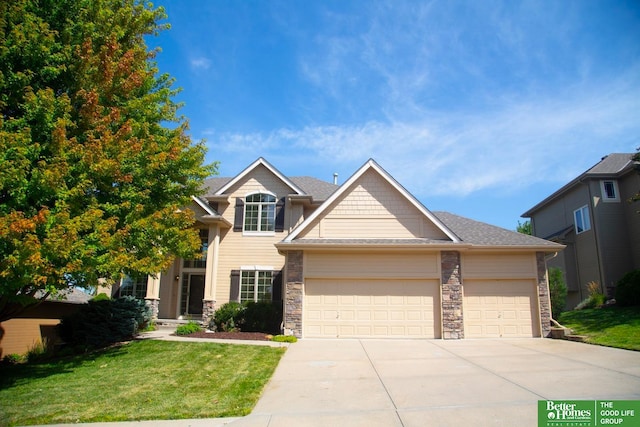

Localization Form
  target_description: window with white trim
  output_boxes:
[244,193,276,233]
[574,205,591,234]
[120,275,148,299]
[600,180,620,202]
[240,270,273,302]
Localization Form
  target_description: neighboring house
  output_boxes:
[0,288,91,357]
[522,153,640,310]
[113,157,563,339]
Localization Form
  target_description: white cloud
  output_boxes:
[190,57,211,70]
[210,72,640,198]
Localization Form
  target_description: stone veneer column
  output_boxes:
[441,251,464,339]
[202,300,216,327]
[284,250,303,338]
[145,299,159,320]
[536,252,552,337]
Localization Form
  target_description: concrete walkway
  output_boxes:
[29,333,640,427]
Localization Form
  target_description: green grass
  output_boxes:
[558,305,640,351]
[0,340,285,426]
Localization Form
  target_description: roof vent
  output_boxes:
[333,173,338,185]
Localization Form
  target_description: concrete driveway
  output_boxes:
[230,338,640,427]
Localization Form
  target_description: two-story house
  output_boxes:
[522,153,640,309]
[113,157,563,339]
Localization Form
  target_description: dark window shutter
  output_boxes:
[271,270,283,302]
[230,270,240,302]
[233,198,244,232]
[275,197,285,232]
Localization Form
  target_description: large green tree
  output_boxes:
[0,0,216,321]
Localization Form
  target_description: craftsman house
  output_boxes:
[522,153,640,309]
[113,157,563,339]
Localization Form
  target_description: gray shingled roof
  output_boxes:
[523,153,636,217]
[201,175,337,201]
[433,211,562,247]
[587,153,634,175]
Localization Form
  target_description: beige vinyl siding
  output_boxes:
[462,253,537,279]
[305,251,440,279]
[0,318,60,357]
[304,279,441,338]
[213,165,293,304]
[463,279,540,338]
[300,169,449,239]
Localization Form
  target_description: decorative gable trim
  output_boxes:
[214,157,306,196]
[283,159,461,243]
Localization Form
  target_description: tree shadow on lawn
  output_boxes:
[0,343,129,390]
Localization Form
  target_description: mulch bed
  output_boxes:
[178,331,272,341]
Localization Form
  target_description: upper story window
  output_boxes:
[120,275,148,299]
[600,180,620,202]
[183,228,208,268]
[574,205,591,234]
[244,193,276,233]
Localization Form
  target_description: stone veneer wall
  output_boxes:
[202,300,216,326]
[536,252,552,337]
[145,298,159,320]
[284,250,303,337]
[441,251,463,339]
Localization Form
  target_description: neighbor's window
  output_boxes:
[600,180,620,202]
[120,275,148,299]
[244,193,276,233]
[574,205,591,234]
[240,270,273,302]
[183,228,209,268]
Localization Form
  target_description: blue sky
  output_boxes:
[150,0,640,230]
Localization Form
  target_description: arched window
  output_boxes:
[244,193,276,232]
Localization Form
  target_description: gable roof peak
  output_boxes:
[214,157,306,196]
[283,158,461,243]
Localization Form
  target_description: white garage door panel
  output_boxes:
[464,280,540,338]
[304,279,440,338]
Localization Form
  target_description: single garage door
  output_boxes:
[304,279,441,338]
[463,279,540,338]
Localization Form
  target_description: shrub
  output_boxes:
[26,338,52,363]
[616,269,640,307]
[548,267,568,319]
[176,321,203,336]
[576,281,606,310]
[242,301,282,334]
[91,293,111,302]
[271,335,297,343]
[212,302,244,332]
[58,296,152,349]
[1,354,23,365]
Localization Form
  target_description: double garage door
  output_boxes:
[302,278,539,339]
[304,279,441,338]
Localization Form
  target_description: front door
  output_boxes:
[181,273,205,317]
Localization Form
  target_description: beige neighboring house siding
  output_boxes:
[302,169,448,239]
[212,165,301,304]
[1,318,60,357]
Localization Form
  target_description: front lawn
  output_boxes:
[558,305,640,351]
[0,340,285,426]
